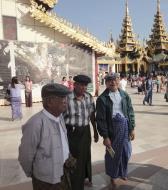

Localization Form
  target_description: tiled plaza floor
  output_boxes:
[0,86,168,190]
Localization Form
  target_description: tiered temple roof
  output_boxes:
[105,32,114,48]
[114,0,142,74]
[118,0,139,54]
[30,0,115,57]
[98,1,142,74]
[147,0,168,54]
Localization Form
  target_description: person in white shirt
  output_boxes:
[8,76,22,121]
[18,83,73,190]
[119,74,127,91]
[96,73,135,189]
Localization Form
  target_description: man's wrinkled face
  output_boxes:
[105,78,120,92]
[74,82,87,96]
[47,96,68,116]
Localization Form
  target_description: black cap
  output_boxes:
[41,83,71,98]
[73,74,91,84]
[105,73,120,82]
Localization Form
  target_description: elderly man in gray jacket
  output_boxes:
[18,83,71,190]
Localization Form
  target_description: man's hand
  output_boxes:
[130,130,135,141]
[94,130,99,143]
[103,137,111,148]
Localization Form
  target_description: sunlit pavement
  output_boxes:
[0,85,168,190]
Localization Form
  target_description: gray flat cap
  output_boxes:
[73,74,91,84]
[41,83,71,98]
[105,73,120,82]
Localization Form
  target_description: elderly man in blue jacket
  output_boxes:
[96,73,135,189]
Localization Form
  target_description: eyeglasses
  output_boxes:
[50,96,67,101]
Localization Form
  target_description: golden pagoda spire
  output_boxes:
[125,0,129,16]
[105,31,114,48]
[109,30,114,43]
[118,0,138,53]
[147,0,168,53]
[116,0,141,73]
[157,0,160,13]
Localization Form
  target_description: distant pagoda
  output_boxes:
[146,0,168,72]
[147,0,168,54]
[105,32,114,48]
[117,0,141,74]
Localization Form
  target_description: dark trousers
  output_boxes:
[66,125,91,190]
[25,91,32,107]
[143,90,152,105]
[32,177,63,190]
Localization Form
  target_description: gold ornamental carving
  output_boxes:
[29,0,115,57]
[36,0,58,8]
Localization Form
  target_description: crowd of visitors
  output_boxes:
[61,76,74,91]
[17,73,136,190]
[5,75,75,121]
[129,73,168,105]
[5,71,167,190]
[98,71,168,105]
[6,76,33,121]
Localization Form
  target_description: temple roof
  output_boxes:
[147,0,168,53]
[29,0,115,57]
[35,0,57,8]
[118,0,140,53]
[116,0,141,64]
[105,32,115,48]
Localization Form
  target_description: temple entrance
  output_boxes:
[139,64,145,76]
[121,64,126,73]
[127,64,133,74]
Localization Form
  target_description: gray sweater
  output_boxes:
[18,111,68,184]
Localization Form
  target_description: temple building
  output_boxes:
[97,0,142,75]
[0,0,114,105]
[116,0,141,74]
[97,32,116,73]
[146,0,168,73]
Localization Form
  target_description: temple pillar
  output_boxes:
[116,64,118,73]
[118,64,120,73]
[125,64,128,73]
[134,63,138,73]
[111,64,115,73]
[132,63,135,73]
[9,41,16,77]
[92,51,97,96]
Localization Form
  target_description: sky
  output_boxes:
[54,0,168,43]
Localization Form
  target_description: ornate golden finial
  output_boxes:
[157,0,160,12]
[109,30,114,42]
[126,0,129,16]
